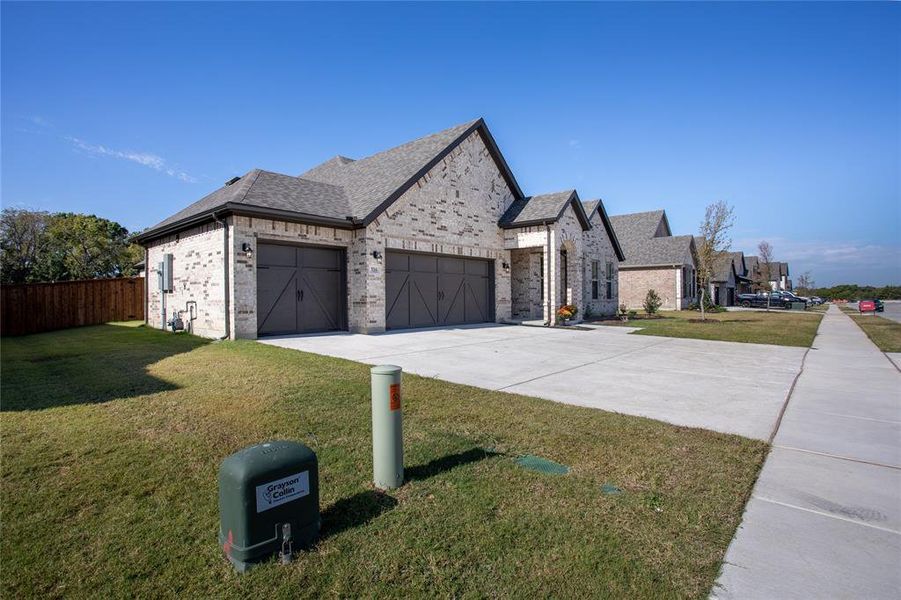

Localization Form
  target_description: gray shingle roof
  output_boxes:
[499,190,585,228]
[300,119,481,220]
[138,118,527,241]
[140,169,351,234]
[745,255,759,277]
[711,252,738,282]
[610,210,692,267]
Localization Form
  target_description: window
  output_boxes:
[591,260,600,300]
[539,254,544,301]
[605,262,614,300]
[561,250,568,300]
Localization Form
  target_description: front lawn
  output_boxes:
[849,314,901,352]
[594,309,822,347]
[1,324,766,598]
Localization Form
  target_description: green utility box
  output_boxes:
[789,301,807,311]
[218,441,320,572]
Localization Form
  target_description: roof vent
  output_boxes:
[225,176,241,186]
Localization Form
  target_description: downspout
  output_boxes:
[144,246,149,326]
[212,211,231,340]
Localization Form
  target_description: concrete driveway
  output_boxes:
[261,323,807,440]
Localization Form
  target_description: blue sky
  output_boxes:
[2,2,898,286]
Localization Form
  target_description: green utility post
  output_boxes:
[371,365,403,489]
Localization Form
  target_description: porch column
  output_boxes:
[542,227,557,324]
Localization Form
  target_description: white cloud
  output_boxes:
[66,136,196,183]
[28,115,52,128]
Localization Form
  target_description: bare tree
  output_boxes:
[695,201,735,320]
[796,271,815,295]
[758,241,774,311]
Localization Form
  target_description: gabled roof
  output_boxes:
[136,118,525,242]
[610,210,692,267]
[745,255,759,276]
[732,251,749,280]
[300,118,524,225]
[582,200,626,261]
[766,261,789,280]
[499,190,591,230]
[711,252,739,282]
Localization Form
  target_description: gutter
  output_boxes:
[135,203,358,245]
[211,211,231,340]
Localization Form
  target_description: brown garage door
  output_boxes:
[257,243,346,336]
[385,251,493,330]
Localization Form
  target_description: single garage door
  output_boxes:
[257,243,346,336]
[386,251,494,330]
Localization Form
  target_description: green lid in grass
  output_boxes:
[515,455,569,475]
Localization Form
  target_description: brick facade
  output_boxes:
[582,210,620,317]
[146,222,228,338]
[618,267,680,311]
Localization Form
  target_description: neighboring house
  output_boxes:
[743,255,760,294]
[732,252,752,295]
[708,251,745,306]
[767,261,791,291]
[609,210,697,310]
[135,118,624,339]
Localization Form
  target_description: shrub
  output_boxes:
[628,310,637,319]
[643,289,662,315]
[556,304,578,323]
[688,297,725,313]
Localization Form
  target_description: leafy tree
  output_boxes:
[0,208,142,283]
[0,208,51,284]
[695,201,735,321]
[643,289,662,315]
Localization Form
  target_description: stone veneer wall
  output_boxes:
[618,267,679,311]
[511,248,543,319]
[145,222,227,338]
[581,211,620,317]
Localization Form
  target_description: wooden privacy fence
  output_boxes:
[1,277,144,336]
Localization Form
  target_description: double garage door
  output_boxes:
[385,251,494,330]
[257,244,494,335]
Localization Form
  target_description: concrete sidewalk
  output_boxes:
[713,305,901,599]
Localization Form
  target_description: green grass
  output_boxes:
[594,310,822,347]
[1,324,767,598]
[848,314,901,352]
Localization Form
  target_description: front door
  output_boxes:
[256,243,346,335]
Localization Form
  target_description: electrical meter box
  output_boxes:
[160,253,174,292]
[218,441,320,572]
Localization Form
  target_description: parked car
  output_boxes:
[861,298,885,312]
[782,291,809,305]
[809,296,824,305]
[737,292,787,308]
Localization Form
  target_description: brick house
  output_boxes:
[135,119,624,339]
[609,210,697,311]
[708,251,753,306]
